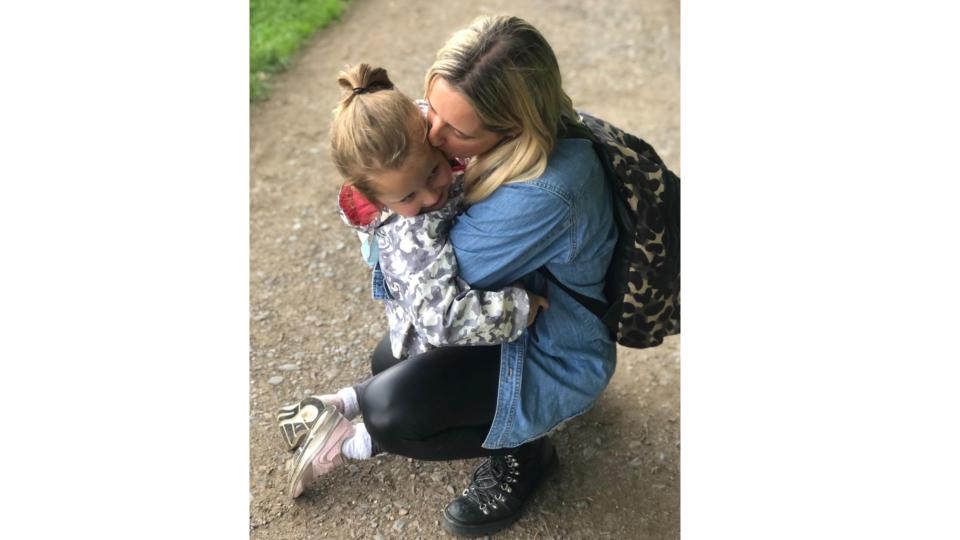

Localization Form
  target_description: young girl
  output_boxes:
[279,63,549,499]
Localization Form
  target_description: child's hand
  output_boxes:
[526,292,550,327]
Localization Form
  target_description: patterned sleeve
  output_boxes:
[379,212,531,347]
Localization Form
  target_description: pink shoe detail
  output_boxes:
[287,404,355,499]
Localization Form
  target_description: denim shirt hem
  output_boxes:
[481,336,526,449]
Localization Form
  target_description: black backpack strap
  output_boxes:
[539,267,620,339]
[538,267,608,320]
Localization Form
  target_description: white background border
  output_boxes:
[2,1,959,538]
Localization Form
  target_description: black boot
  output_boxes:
[441,436,559,537]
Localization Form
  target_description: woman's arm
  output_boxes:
[451,182,573,290]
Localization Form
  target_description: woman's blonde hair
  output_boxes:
[425,15,579,203]
[330,63,428,201]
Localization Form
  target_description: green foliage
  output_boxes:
[250,0,345,100]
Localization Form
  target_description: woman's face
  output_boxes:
[425,77,512,160]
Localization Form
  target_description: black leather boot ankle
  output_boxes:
[441,436,559,537]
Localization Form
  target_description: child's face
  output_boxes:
[369,147,454,218]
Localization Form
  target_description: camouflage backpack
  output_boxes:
[541,111,680,349]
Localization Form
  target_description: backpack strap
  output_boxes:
[538,267,618,336]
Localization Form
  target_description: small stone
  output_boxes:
[335,241,346,250]
[446,485,456,495]
[352,286,362,294]
[278,363,299,371]
[392,518,407,531]
[398,508,408,516]
[583,446,598,459]
[267,376,283,385]
[254,311,271,322]
[374,535,385,540]
[293,351,306,361]
[629,457,643,467]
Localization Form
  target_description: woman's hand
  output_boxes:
[525,291,550,326]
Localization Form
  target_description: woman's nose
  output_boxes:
[428,119,445,147]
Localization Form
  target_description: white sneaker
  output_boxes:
[276,395,346,451]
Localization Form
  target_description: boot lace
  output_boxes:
[461,454,520,515]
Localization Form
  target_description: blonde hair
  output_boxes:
[330,63,428,201]
[425,15,579,204]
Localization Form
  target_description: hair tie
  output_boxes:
[351,81,394,96]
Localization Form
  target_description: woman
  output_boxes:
[287,15,618,537]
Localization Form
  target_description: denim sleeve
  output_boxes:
[450,183,572,290]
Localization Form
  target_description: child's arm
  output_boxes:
[379,213,543,347]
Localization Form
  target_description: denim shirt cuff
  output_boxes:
[370,262,392,301]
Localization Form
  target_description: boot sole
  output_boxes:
[440,448,559,538]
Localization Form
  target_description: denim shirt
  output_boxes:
[450,138,618,449]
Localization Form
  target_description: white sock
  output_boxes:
[336,387,360,419]
[341,422,373,460]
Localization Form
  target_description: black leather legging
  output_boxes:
[354,336,512,460]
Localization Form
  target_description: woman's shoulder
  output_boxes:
[545,138,601,175]
[525,138,604,200]
[466,139,602,213]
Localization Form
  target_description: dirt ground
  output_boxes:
[250,0,679,538]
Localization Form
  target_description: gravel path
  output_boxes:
[250,1,679,537]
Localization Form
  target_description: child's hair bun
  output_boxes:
[337,64,394,102]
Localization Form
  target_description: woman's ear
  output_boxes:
[503,128,521,141]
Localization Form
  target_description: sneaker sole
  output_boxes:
[440,448,559,538]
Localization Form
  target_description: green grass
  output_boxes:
[250,0,346,100]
